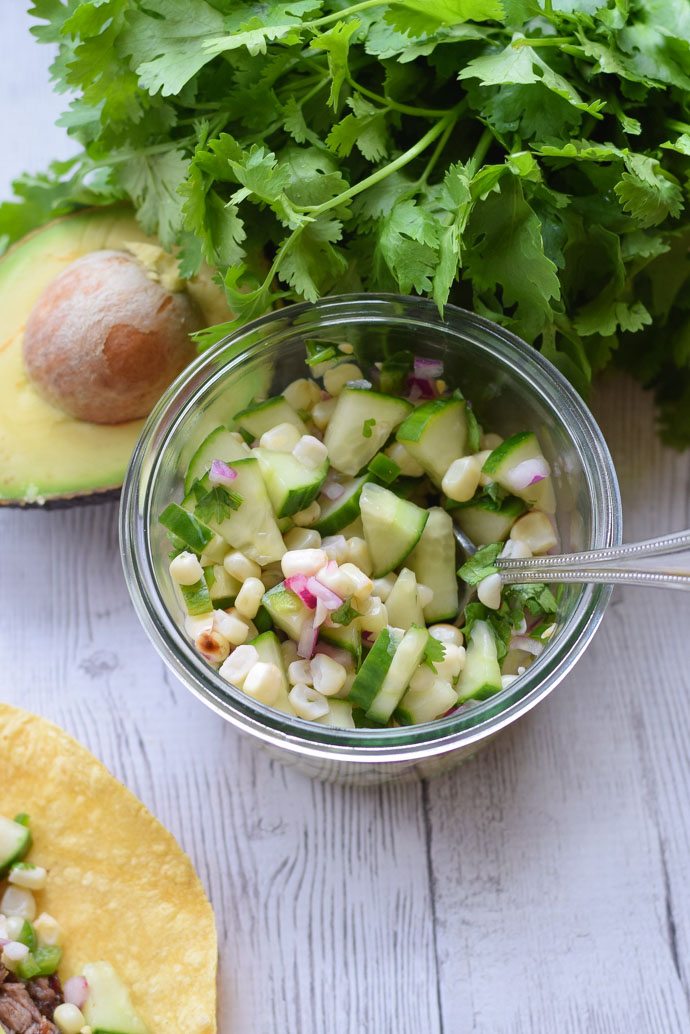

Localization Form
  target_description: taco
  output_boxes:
[0,705,217,1034]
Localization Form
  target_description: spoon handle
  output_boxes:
[497,529,690,591]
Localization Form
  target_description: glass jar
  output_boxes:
[120,295,622,784]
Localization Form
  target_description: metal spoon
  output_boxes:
[490,528,690,591]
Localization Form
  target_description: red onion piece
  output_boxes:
[314,644,352,667]
[322,482,345,501]
[64,976,89,1009]
[503,457,550,492]
[209,459,238,486]
[407,376,437,400]
[0,939,9,948]
[306,577,342,611]
[298,621,318,659]
[285,575,317,610]
[413,356,444,379]
[509,636,544,657]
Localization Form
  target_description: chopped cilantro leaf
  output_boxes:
[423,633,446,672]
[195,485,242,524]
[458,542,502,586]
[330,600,361,626]
[362,418,376,439]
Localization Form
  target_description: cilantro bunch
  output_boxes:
[7,0,690,443]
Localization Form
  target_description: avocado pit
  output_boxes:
[22,248,202,425]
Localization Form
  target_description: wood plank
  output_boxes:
[0,502,441,1034]
[426,373,690,1033]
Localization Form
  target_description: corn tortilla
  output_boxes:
[0,704,217,1033]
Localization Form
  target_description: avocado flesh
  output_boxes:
[0,207,229,506]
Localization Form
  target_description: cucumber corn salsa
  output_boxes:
[0,813,149,1034]
[161,345,559,730]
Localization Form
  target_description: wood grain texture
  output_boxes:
[2,9,690,1034]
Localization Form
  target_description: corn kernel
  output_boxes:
[219,644,259,687]
[235,577,265,620]
[169,551,204,586]
[500,539,533,560]
[324,362,364,396]
[481,432,503,451]
[441,456,482,503]
[288,683,329,720]
[259,422,302,453]
[345,536,372,576]
[243,662,283,705]
[315,563,358,598]
[292,500,322,526]
[339,562,373,599]
[311,398,337,431]
[510,511,558,555]
[54,1003,87,1034]
[371,574,396,602]
[288,659,313,686]
[283,378,318,412]
[385,441,425,477]
[435,643,466,681]
[224,551,261,582]
[321,535,348,563]
[195,629,231,664]
[293,435,329,470]
[33,912,61,947]
[428,624,463,647]
[310,653,348,697]
[474,450,493,487]
[358,596,388,634]
[281,548,328,578]
[9,865,47,891]
[284,527,322,551]
[477,572,502,610]
[214,609,249,646]
[1,887,36,921]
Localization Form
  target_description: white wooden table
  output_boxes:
[2,10,690,1032]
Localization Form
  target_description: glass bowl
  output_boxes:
[120,295,621,784]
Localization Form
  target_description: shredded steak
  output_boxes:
[0,967,62,1034]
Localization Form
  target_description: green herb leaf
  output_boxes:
[361,418,376,439]
[423,633,446,672]
[458,542,502,585]
[195,485,242,524]
[330,599,361,626]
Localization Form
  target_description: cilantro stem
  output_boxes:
[665,118,690,134]
[346,77,454,119]
[467,127,493,176]
[308,0,391,28]
[416,116,456,188]
[512,35,571,48]
[296,107,462,217]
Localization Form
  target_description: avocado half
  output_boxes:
[0,207,230,508]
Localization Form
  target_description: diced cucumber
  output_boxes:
[184,426,251,494]
[319,621,362,664]
[395,678,458,725]
[159,503,213,554]
[456,620,502,702]
[205,565,240,609]
[249,631,294,715]
[396,398,468,487]
[384,568,424,630]
[254,447,328,518]
[81,962,150,1034]
[407,507,459,622]
[199,533,229,566]
[0,816,32,879]
[360,483,428,578]
[348,628,401,712]
[324,388,412,476]
[262,582,312,641]
[482,432,556,513]
[313,475,369,536]
[235,396,307,439]
[318,700,356,729]
[366,626,429,724]
[180,578,213,616]
[253,606,275,634]
[451,496,526,546]
[16,946,62,980]
[206,458,285,565]
[341,515,364,539]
